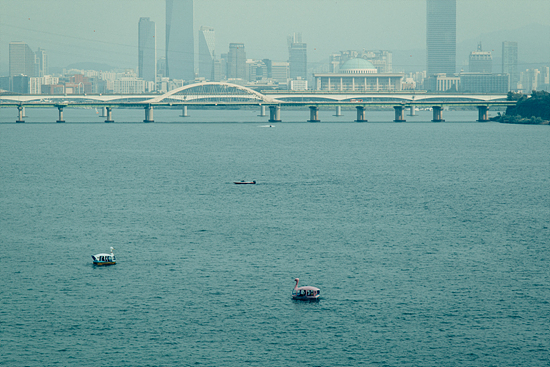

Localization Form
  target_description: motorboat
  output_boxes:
[234,180,256,184]
[92,247,116,266]
[292,278,320,300]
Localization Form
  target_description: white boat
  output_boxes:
[292,278,320,300]
[92,247,116,266]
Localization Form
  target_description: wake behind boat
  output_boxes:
[92,247,116,266]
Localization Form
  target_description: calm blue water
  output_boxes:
[1,110,549,366]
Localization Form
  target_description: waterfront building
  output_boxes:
[166,0,194,81]
[459,73,509,93]
[424,73,460,92]
[469,43,492,73]
[212,59,225,82]
[288,33,307,79]
[289,78,308,91]
[113,77,147,94]
[9,42,36,77]
[138,17,157,82]
[314,58,403,91]
[35,48,48,77]
[199,26,215,80]
[227,43,246,79]
[426,0,456,75]
[502,41,519,90]
[10,75,30,93]
[334,50,393,73]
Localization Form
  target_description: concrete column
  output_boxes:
[432,106,445,122]
[105,107,114,123]
[355,106,368,122]
[180,105,189,117]
[144,105,154,123]
[334,106,342,117]
[269,106,281,123]
[394,106,406,122]
[258,105,266,117]
[409,106,416,116]
[308,106,320,122]
[22,107,27,118]
[477,106,489,122]
[16,106,25,123]
[57,106,65,123]
[100,107,107,117]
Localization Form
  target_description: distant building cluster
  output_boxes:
[1,0,549,95]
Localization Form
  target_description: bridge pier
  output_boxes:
[477,106,489,122]
[16,105,25,123]
[334,106,342,117]
[432,106,445,122]
[56,106,65,123]
[394,106,406,122]
[105,107,114,123]
[269,106,281,123]
[355,106,368,122]
[258,105,266,117]
[100,107,107,117]
[409,106,416,116]
[144,105,154,123]
[180,105,189,117]
[308,106,320,122]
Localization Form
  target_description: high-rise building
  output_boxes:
[199,26,215,80]
[35,48,48,77]
[9,42,36,77]
[469,43,492,73]
[288,33,307,79]
[166,0,194,81]
[502,41,519,89]
[138,17,157,82]
[426,0,456,75]
[227,43,246,79]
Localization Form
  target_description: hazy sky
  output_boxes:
[1,0,549,71]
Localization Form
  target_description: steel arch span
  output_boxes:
[145,82,280,104]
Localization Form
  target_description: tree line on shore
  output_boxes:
[500,91,550,124]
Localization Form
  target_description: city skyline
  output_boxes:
[1,0,549,74]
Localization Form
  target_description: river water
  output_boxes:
[1,109,549,366]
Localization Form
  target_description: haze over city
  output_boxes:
[1,0,549,74]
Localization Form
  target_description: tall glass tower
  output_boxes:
[138,17,157,82]
[166,0,194,81]
[288,33,307,79]
[198,27,215,80]
[9,42,36,77]
[502,41,519,89]
[426,0,456,75]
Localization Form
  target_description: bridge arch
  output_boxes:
[145,82,279,104]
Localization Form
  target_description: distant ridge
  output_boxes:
[65,62,114,71]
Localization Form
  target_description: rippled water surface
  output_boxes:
[1,112,549,366]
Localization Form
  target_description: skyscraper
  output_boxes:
[288,33,307,79]
[426,0,456,75]
[166,0,194,80]
[35,48,48,77]
[138,17,157,82]
[227,43,246,79]
[199,27,215,80]
[502,41,519,89]
[9,42,35,77]
[469,43,492,73]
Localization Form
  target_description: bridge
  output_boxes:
[0,81,515,123]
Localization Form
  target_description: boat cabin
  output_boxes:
[292,278,320,300]
[92,247,116,266]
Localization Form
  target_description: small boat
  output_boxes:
[92,247,116,266]
[234,180,256,184]
[292,278,320,300]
